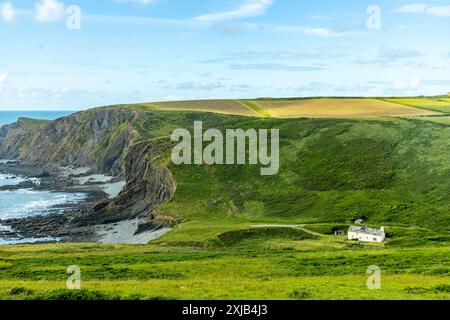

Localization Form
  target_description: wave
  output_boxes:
[0,189,87,219]
[0,236,59,245]
[0,174,41,187]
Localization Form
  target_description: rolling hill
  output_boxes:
[114,96,448,119]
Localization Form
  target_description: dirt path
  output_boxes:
[250,224,325,237]
[96,218,171,244]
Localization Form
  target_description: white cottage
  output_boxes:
[347,226,385,243]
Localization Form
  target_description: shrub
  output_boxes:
[8,287,34,296]
[434,284,450,293]
[289,289,312,300]
[36,289,121,300]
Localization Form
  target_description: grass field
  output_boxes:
[416,116,450,125]
[1,104,450,300]
[245,98,440,118]
[384,97,450,113]
[149,100,261,117]
[0,228,448,300]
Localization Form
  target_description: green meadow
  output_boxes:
[0,232,448,300]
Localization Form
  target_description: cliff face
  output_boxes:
[75,140,176,225]
[0,108,141,175]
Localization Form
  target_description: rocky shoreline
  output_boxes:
[0,162,109,243]
[0,161,172,244]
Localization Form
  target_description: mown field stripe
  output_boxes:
[239,100,271,117]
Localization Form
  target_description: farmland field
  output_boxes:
[149,100,261,117]
[110,97,447,119]
[245,98,441,118]
[384,97,450,113]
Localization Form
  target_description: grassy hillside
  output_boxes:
[15,117,50,129]
[1,101,449,300]
[127,111,450,231]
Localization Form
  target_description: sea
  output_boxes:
[0,111,85,244]
[0,110,74,126]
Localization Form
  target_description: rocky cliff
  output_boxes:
[74,139,176,226]
[0,107,177,240]
[0,108,141,175]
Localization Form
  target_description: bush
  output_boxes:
[405,284,450,295]
[434,284,450,293]
[8,287,34,296]
[289,289,312,300]
[36,289,121,300]
[147,295,178,300]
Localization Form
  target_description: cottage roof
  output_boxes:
[349,226,384,236]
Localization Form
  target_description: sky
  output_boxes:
[0,0,449,110]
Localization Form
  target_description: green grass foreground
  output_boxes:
[0,224,448,300]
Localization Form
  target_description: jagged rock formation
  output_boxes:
[74,140,176,226]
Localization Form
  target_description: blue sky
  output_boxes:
[0,0,449,110]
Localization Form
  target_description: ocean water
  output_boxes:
[0,111,84,244]
[0,111,74,126]
[0,188,87,220]
[0,170,87,244]
[0,172,40,186]
[0,236,58,245]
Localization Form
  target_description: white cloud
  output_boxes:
[397,3,450,17]
[230,22,347,37]
[0,2,16,23]
[303,27,341,38]
[115,0,157,4]
[194,0,274,22]
[35,0,65,23]
[356,47,423,65]
[257,24,345,37]
[309,15,332,21]
[396,3,428,13]
[393,78,421,91]
[426,5,450,17]
[0,74,7,90]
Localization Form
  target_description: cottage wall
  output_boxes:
[348,231,385,242]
